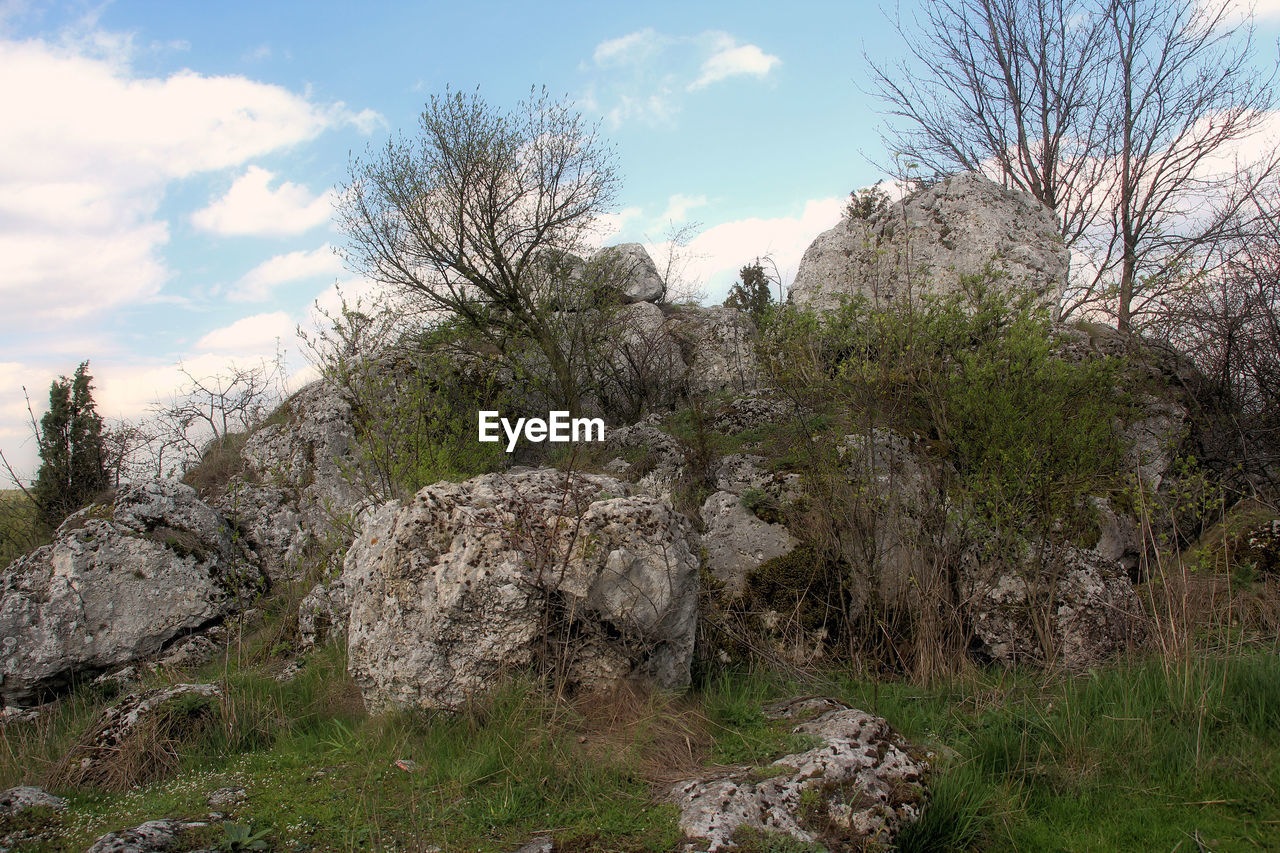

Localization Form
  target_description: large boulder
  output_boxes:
[700,491,798,598]
[344,469,700,712]
[0,481,259,706]
[594,242,666,304]
[671,306,761,395]
[790,172,1067,314]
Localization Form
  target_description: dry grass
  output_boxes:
[568,682,713,789]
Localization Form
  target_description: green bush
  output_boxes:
[761,275,1130,538]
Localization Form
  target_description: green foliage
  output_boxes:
[894,766,989,852]
[846,182,890,221]
[33,361,109,528]
[761,276,1130,538]
[724,260,777,323]
[303,293,509,499]
[219,821,271,851]
[0,489,47,567]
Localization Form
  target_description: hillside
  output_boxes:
[1,173,1278,852]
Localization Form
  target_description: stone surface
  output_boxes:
[700,491,798,598]
[240,380,360,533]
[214,481,306,582]
[670,696,928,852]
[84,819,209,853]
[344,469,700,712]
[966,544,1143,669]
[62,684,223,786]
[671,306,761,395]
[1123,396,1188,492]
[0,786,67,815]
[790,172,1067,314]
[839,429,951,615]
[605,415,688,497]
[595,242,666,304]
[0,481,258,706]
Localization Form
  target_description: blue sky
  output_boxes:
[1,0,1278,478]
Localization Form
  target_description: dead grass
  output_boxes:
[568,682,713,789]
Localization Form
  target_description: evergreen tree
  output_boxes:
[34,361,108,527]
[724,261,776,322]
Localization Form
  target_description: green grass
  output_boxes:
[4,597,1280,852]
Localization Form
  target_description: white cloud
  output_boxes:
[646,197,844,303]
[0,32,378,331]
[689,38,781,90]
[195,311,297,352]
[227,244,343,302]
[659,193,708,224]
[586,29,780,126]
[593,28,666,65]
[192,166,335,237]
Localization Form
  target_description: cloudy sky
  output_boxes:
[1,0,1278,478]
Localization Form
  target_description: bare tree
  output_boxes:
[336,87,622,413]
[1102,0,1277,330]
[153,358,284,473]
[869,0,1277,330]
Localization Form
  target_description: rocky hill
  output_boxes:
[2,173,1277,852]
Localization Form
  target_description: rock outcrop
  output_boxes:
[344,469,701,712]
[700,492,798,599]
[239,380,359,533]
[965,543,1144,669]
[0,482,259,706]
[790,172,1067,314]
[595,242,666,304]
[670,696,928,852]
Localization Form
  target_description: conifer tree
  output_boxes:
[33,361,108,527]
[724,261,776,322]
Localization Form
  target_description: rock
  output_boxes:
[297,501,397,653]
[790,172,1067,314]
[206,787,246,809]
[60,684,223,788]
[0,786,67,815]
[966,544,1143,669]
[0,481,260,706]
[700,491,798,598]
[155,626,227,671]
[708,396,791,435]
[344,469,700,712]
[1123,396,1187,492]
[671,307,761,395]
[602,301,689,416]
[84,819,209,853]
[214,481,306,582]
[0,705,39,724]
[1090,496,1144,576]
[509,838,554,853]
[595,242,666,304]
[240,380,360,534]
[839,430,952,615]
[606,415,687,497]
[669,697,928,852]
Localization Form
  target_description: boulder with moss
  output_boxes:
[344,468,701,712]
[670,696,929,852]
[0,481,260,706]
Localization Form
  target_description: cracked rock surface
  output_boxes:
[670,696,929,851]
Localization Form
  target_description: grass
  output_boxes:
[5,635,1278,851]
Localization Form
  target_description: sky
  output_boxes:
[1,0,1278,479]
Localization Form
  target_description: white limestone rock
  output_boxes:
[344,469,700,712]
